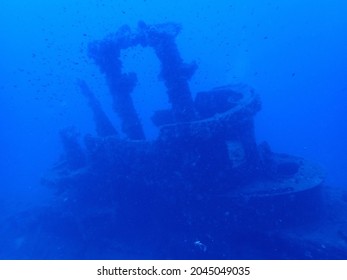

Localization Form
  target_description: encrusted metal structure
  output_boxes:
[38,22,347,259]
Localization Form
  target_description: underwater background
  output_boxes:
[0,0,347,259]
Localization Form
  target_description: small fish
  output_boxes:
[194,240,207,252]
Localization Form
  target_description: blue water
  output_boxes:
[0,0,347,259]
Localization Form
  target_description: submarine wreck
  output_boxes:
[43,21,347,259]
